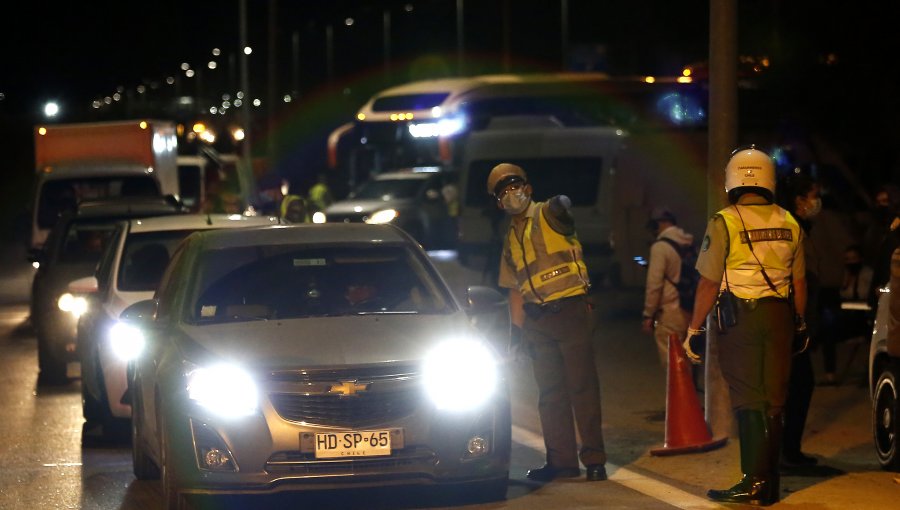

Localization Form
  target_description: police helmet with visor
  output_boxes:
[725,145,776,203]
[487,163,528,197]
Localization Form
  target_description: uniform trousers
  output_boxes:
[654,306,689,367]
[717,298,793,412]
[522,296,607,468]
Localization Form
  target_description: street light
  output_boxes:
[43,101,60,118]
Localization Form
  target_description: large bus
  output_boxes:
[327,72,712,286]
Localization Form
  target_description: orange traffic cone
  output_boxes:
[650,333,728,456]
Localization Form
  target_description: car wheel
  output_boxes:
[82,353,109,423]
[36,332,69,385]
[465,477,508,503]
[873,361,900,471]
[161,415,187,510]
[131,382,160,480]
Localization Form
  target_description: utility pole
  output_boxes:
[267,0,277,163]
[456,0,464,76]
[239,0,253,200]
[383,8,392,85]
[560,0,569,71]
[705,0,738,442]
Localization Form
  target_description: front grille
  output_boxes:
[266,363,424,427]
[270,387,422,427]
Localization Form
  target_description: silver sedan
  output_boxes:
[124,224,511,509]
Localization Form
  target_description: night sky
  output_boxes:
[5,0,888,117]
[1,0,899,204]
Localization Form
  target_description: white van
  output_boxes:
[456,116,626,283]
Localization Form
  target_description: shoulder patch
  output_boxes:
[701,235,711,251]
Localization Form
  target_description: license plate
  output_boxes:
[314,430,391,458]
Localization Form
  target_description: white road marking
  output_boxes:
[512,425,722,509]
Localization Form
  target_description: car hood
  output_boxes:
[177,312,488,369]
[326,199,414,215]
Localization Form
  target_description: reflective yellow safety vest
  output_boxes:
[507,202,590,303]
[716,204,802,299]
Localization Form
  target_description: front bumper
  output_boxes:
[166,393,511,495]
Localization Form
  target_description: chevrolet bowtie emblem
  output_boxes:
[329,380,369,396]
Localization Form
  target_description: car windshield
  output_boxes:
[352,178,424,201]
[117,230,196,292]
[188,243,453,323]
[58,222,119,265]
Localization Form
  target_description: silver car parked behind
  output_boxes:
[124,223,510,509]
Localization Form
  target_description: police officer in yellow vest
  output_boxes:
[684,146,807,506]
[489,163,608,483]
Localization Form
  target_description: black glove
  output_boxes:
[509,324,525,361]
[793,315,810,355]
[683,327,706,364]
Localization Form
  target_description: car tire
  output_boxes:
[873,361,900,471]
[466,477,508,503]
[161,414,186,510]
[131,382,160,480]
[37,332,69,385]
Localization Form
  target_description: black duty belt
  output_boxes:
[522,294,586,319]
[736,296,789,310]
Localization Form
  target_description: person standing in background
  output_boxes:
[641,207,694,367]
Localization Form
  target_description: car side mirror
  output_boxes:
[465,286,510,350]
[121,299,158,324]
[466,285,507,312]
[68,276,99,294]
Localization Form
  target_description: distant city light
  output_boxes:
[243,46,252,55]
[253,99,261,107]
[166,76,175,85]
[283,94,292,103]
[232,128,245,141]
[405,4,414,12]
[0,92,5,101]
[644,76,656,83]
[236,91,244,99]
[137,85,146,94]
[104,96,112,104]
[92,101,101,109]
[209,107,218,114]
[212,48,221,56]
[43,101,60,117]
[233,99,243,107]
[345,17,355,26]
[208,61,217,69]
[113,93,121,101]
[185,69,195,78]
[181,63,190,71]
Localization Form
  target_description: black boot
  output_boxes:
[707,409,779,506]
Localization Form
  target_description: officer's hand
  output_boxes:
[509,324,526,361]
[683,327,706,364]
[641,316,654,334]
[548,195,572,216]
[793,315,810,356]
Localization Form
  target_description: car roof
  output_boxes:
[191,223,412,250]
[373,167,447,181]
[69,197,185,220]
[127,214,278,234]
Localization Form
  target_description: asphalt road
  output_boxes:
[0,242,897,509]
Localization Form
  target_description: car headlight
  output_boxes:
[109,322,145,361]
[187,364,258,418]
[423,339,498,411]
[365,209,398,224]
[312,211,327,223]
[58,293,88,318]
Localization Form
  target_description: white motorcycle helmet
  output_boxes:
[724,146,775,203]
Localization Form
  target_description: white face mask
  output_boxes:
[501,188,531,215]
[799,197,822,219]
